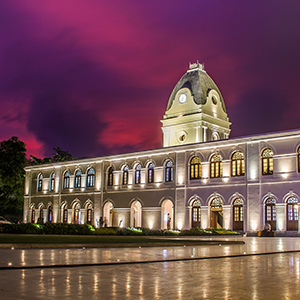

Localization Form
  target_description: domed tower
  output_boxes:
[161,61,231,147]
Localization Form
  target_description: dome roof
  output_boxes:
[166,62,227,113]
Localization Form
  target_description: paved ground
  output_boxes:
[0,237,300,299]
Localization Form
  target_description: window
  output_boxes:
[148,163,155,183]
[86,168,95,187]
[135,164,142,184]
[37,173,43,191]
[262,148,273,175]
[231,152,245,176]
[63,206,68,223]
[49,172,55,191]
[190,156,201,180]
[122,165,129,185]
[63,171,70,189]
[48,205,53,222]
[108,167,114,186]
[74,169,82,188]
[210,154,223,178]
[165,160,173,182]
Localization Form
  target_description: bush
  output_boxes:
[94,228,117,235]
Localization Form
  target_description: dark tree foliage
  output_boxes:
[0,137,27,213]
[28,147,76,165]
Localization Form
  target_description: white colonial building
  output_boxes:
[23,62,300,234]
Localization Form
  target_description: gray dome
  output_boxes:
[166,63,227,113]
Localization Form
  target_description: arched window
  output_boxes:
[297,147,300,172]
[165,160,173,182]
[231,152,245,176]
[148,163,155,183]
[86,204,93,225]
[108,167,114,186]
[31,206,35,223]
[49,172,55,191]
[86,168,95,187]
[39,205,44,222]
[191,199,201,228]
[262,148,273,175]
[190,156,201,180]
[122,165,129,185]
[37,173,43,191]
[73,202,81,224]
[135,164,142,184]
[63,205,68,223]
[286,197,298,231]
[74,169,82,188]
[265,197,276,231]
[233,198,244,231]
[63,171,70,189]
[210,154,223,178]
[48,205,53,222]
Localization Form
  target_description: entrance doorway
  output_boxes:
[286,197,298,231]
[191,199,201,228]
[265,197,276,231]
[232,198,244,231]
[161,199,173,230]
[131,200,142,227]
[210,197,223,228]
[103,201,114,227]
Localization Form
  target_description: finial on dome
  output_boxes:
[189,60,204,71]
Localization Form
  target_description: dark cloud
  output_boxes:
[0,1,300,157]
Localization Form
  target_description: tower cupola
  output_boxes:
[161,61,231,147]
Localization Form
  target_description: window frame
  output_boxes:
[165,160,173,182]
[190,156,201,180]
[86,168,95,187]
[210,154,223,178]
[231,151,245,177]
[261,148,274,175]
[63,171,70,189]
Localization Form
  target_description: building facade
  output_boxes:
[23,62,300,234]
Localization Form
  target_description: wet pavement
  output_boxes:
[1,237,300,299]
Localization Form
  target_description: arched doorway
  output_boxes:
[210,197,223,228]
[286,197,298,231]
[191,199,201,228]
[265,197,276,231]
[161,199,173,230]
[131,201,142,227]
[73,202,81,224]
[232,198,244,231]
[103,201,114,227]
[38,205,44,224]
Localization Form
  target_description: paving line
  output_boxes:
[1,249,300,271]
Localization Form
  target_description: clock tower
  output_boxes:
[161,61,231,147]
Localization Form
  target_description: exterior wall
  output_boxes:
[24,129,300,235]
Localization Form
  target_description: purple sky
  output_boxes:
[1,1,300,158]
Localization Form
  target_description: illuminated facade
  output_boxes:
[23,62,300,234]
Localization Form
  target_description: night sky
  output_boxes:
[1,1,300,158]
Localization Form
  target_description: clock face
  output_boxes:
[178,93,187,104]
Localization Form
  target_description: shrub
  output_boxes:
[94,228,117,235]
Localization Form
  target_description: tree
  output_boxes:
[28,147,75,165]
[0,137,27,214]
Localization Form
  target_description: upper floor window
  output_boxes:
[262,148,273,175]
[231,152,245,176]
[74,169,82,188]
[190,156,201,180]
[165,160,173,182]
[122,165,129,185]
[63,171,70,189]
[108,167,114,186]
[86,168,95,187]
[210,154,223,178]
[135,164,142,184]
[49,172,55,191]
[297,147,300,172]
[37,173,43,191]
[148,163,155,183]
